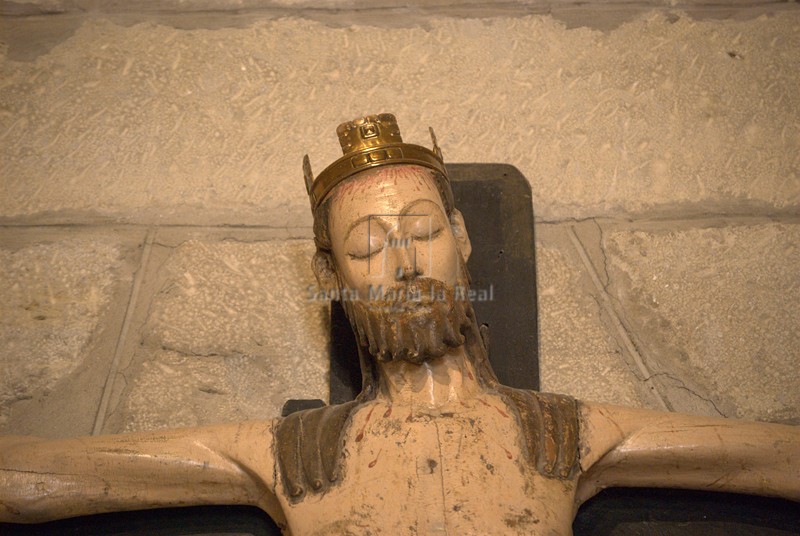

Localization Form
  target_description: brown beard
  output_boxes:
[342,278,473,364]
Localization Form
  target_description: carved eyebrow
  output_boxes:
[400,198,445,217]
[344,200,443,241]
[344,215,390,241]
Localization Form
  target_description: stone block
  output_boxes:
[101,233,330,433]
[600,221,800,423]
[0,228,143,437]
[535,224,659,409]
[1,12,798,225]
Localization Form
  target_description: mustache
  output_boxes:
[368,278,451,307]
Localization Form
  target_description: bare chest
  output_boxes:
[279,400,578,535]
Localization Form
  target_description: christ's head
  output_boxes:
[304,114,493,370]
[312,162,474,364]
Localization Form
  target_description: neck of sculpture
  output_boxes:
[375,344,485,411]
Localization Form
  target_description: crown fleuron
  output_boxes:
[337,113,403,154]
[303,113,453,213]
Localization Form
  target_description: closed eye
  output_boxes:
[345,221,386,260]
[348,246,382,260]
[411,225,442,240]
[405,213,445,241]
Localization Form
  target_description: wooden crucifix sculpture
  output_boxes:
[1,113,798,534]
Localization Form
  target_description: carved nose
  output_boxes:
[394,243,421,281]
[395,263,418,281]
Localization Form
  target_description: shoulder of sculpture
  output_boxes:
[274,400,362,503]
[495,387,581,480]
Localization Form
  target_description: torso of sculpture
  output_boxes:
[1,113,798,535]
[279,395,577,535]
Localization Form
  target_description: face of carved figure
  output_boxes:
[316,164,473,362]
[326,165,469,297]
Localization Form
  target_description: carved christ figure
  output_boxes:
[0,114,798,534]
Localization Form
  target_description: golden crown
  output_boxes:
[303,113,453,213]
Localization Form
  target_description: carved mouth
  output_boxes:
[375,281,447,312]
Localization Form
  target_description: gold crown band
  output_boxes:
[303,113,454,214]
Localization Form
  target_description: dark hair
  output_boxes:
[312,195,334,252]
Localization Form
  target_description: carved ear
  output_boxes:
[450,209,472,263]
[312,250,339,292]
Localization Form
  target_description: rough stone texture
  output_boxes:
[535,226,659,409]
[0,6,798,440]
[3,0,796,21]
[1,12,798,225]
[105,349,313,432]
[604,222,800,423]
[0,236,127,434]
[103,238,330,433]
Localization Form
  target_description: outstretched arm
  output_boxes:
[576,402,800,505]
[0,420,284,525]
